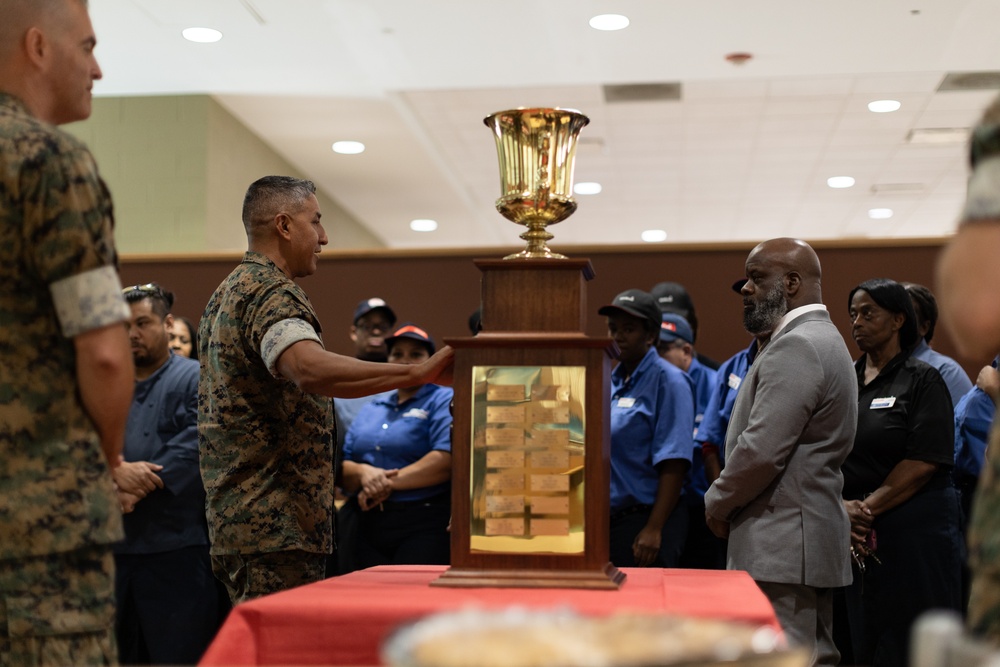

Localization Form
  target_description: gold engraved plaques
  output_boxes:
[471,365,585,554]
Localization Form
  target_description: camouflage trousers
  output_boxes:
[968,420,1000,642]
[0,544,117,666]
[212,550,327,605]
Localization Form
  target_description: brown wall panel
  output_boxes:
[121,240,980,381]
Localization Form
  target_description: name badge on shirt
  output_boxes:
[870,397,896,409]
[617,397,636,408]
[728,373,742,390]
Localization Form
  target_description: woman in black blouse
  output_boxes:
[841,278,963,667]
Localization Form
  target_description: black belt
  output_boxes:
[610,504,652,522]
[379,494,450,511]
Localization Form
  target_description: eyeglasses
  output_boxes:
[355,321,392,334]
[122,283,162,296]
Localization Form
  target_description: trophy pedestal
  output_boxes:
[433,562,625,590]
[476,258,591,333]
[433,259,623,590]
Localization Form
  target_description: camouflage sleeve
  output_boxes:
[261,317,323,378]
[967,421,1000,641]
[50,265,130,337]
[22,136,127,335]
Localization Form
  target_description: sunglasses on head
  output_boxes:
[122,283,163,296]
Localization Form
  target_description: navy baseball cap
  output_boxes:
[352,297,396,326]
[385,322,436,355]
[598,289,662,329]
[659,313,694,345]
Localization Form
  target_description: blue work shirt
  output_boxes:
[912,339,972,409]
[954,388,995,478]
[696,340,761,467]
[954,357,998,479]
[683,357,718,500]
[344,383,454,503]
[610,346,694,513]
[117,353,207,554]
[335,392,391,442]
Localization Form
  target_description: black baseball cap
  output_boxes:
[598,289,662,330]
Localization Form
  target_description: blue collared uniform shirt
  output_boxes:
[954,388,995,479]
[912,339,973,409]
[696,340,760,468]
[118,353,207,554]
[954,357,998,480]
[344,383,454,503]
[683,357,718,499]
[610,346,694,513]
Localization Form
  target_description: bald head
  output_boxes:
[0,0,100,125]
[0,0,83,59]
[745,237,823,309]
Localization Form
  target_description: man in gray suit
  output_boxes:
[704,238,857,666]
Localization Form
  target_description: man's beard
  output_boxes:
[743,281,788,335]
[132,349,157,368]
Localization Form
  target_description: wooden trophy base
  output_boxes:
[435,258,623,591]
[432,562,625,590]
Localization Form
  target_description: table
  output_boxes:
[200,565,780,666]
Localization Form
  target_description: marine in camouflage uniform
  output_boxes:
[199,251,336,603]
[199,175,453,604]
[0,89,131,664]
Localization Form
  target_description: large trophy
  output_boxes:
[433,108,622,589]
[484,108,590,259]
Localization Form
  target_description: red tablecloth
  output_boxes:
[200,565,779,666]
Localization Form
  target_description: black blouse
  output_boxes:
[841,350,955,499]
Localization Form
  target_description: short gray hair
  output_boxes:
[241,175,317,235]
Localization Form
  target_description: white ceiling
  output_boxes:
[90,0,1000,251]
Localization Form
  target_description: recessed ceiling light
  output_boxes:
[409,219,438,232]
[589,14,629,31]
[868,208,894,220]
[332,141,365,155]
[182,27,223,43]
[827,176,855,189]
[574,182,602,195]
[641,230,668,243]
[868,99,901,113]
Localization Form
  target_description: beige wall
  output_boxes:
[64,95,382,255]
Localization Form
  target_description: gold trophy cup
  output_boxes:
[484,108,590,259]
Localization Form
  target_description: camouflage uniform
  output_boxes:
[967,419,1000,640]
[0,92,130,664]
[199,252,335,602]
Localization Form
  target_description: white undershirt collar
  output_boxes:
[772,303,827,338]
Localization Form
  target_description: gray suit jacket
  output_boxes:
[704,309,857,588]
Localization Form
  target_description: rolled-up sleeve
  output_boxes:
[260,317,322,377]
[50,265,130,337]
